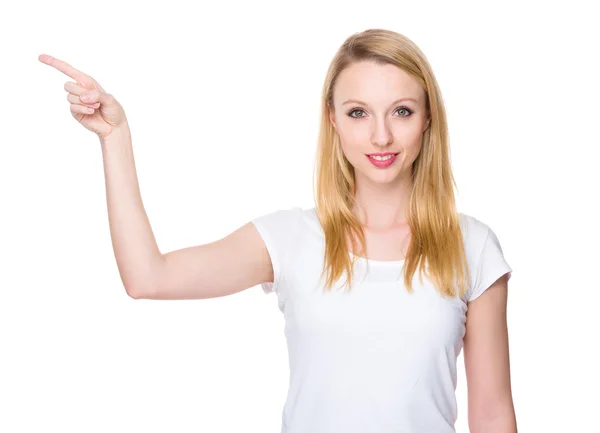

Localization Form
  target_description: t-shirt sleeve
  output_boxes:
[467,225,513,302]
[251,207,303,295]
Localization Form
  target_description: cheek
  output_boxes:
[339,134,363,151]
[406,134,423,150]
[337,131,363,155]
[339,141,359,163]
[337,123,369,149]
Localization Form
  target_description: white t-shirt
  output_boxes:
[251,206,512,433]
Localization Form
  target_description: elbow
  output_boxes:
[469,408,517,433]
[126,288,143,299]
[126,286,143,299]
[126,284,155,299]
[123,257,165,299]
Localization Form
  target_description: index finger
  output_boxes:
[38,54,91,85]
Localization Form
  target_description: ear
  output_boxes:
[329,110,338,131]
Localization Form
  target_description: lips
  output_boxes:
[366,153,398,167]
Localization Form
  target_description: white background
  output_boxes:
[2,1,599,432]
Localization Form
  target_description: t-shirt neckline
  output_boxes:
[348,251,406,266]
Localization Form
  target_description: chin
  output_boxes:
[359,169,402,184]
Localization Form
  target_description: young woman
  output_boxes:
[39,28,516,433]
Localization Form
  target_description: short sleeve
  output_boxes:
[467,226,513,302]
[251,207,303,295]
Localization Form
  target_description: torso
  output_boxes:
[272,207,470,432]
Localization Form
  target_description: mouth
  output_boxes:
[366,152,399,167]
[366,152,399,160]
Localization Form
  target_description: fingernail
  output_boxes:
[81,93,91,101]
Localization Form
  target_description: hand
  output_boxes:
[39,54,128,139]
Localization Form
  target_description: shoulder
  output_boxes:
[458,212,513,302]
[459,212,490,235]
[458,212,493,250]
[458,212,496,274]
[251,206,306,240]
[252,205,304,224]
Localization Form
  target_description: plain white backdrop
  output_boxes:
[1,1,599,431]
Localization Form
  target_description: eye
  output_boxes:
[395,106,413,117]
[347,106,413,119]
[347,108,367,119]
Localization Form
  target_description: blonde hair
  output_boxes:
[313,28,469,299]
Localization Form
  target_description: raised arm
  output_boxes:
[39,54,274,299]
[139,221,273,300]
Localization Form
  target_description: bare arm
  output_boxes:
[38,54,164,298]
[101,127,274,299]
[99,126,165,297]
[101,127,273,299]
[39,54,273,300]
[464,273,518,433]
[139,221,273,300]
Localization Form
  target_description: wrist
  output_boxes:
[100,123,131,145]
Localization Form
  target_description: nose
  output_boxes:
[370,117,393,147]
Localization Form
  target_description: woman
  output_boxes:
[39,28,516,433]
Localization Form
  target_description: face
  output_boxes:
[329,60,430,186]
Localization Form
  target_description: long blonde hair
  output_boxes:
[313,29,469,299]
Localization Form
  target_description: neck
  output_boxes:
[352,174,412,230]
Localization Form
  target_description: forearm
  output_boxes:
[100,124,164,296]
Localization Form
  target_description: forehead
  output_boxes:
[333,60,423,104]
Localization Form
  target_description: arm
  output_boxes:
[39,54,272,300]
[106,133,274,300]
[140,220,274,300]
[463,273,518,433]
[38,54,165,298]
[102,126,273,299]
[100,126,165,297]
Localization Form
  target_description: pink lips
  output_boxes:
[366,153,398,168]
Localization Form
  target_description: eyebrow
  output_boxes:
[342,97,418,106]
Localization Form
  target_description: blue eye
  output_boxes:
[347,106,413,119]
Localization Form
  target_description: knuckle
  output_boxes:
[68,94,80,105]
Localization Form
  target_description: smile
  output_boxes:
[366,153,398,168]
